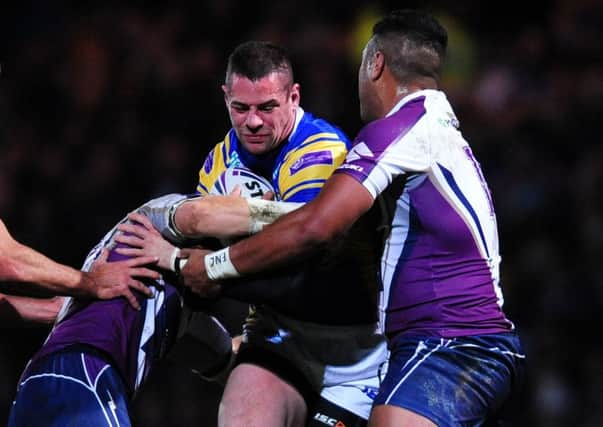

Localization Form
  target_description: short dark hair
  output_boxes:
[225,41,294,88]
[369,9,448,82]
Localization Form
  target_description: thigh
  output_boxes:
[236,307,321,403]
[369,405,437,427]
[374,334,525,427]
[9,349,130,427]
[220,363,307,427]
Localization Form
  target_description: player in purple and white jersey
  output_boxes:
[7,181,282,427]
[173,10,525,427]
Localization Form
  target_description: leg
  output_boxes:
[9,348,131,427]
[219,363,307,427]
[372,334,525,427]
[369,405,437,427]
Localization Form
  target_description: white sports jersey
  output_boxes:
[336,90,513,339]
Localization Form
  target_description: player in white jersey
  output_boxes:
[167,10,526,427]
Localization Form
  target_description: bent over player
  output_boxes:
[7,173,277,427]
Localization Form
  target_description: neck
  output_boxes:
[388,77,438,112]
[283,106,298,141]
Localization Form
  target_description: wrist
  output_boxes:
[174,257,188,275]
[168,246,189,275]
[168,247,180,272]
[77,271,95,297]
[168,198,190,240]
[204,247,240,280]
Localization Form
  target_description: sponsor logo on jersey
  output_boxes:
[338,164,364,173]
[361,385,379,400]
[437,112,460,129]
[289,150,334,174]
[313,412,346,427]
[228,151,242,168]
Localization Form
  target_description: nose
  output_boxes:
[245,110,263,131]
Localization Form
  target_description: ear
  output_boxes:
[369,51,385,81]
[290,83,301,107]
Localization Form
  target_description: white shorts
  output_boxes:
[237,306,389,419]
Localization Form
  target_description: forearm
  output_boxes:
[4,243,86,294]
[182,207,324,289]
[226,204,329,276]
[174,196,303,239]
[205,174,374,279]
[179,175,375,297]
[174,196,251,239]
[0,293,64,324]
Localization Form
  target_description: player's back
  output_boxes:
[30,219,181,394]
[336,90,514,338]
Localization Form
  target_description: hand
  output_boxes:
[179,248,222,298]
[85,248,159,310]
[114,212,178,271]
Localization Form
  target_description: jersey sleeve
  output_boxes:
[196,140,229,195]
[277,135,348,202]
[335,97,429,199]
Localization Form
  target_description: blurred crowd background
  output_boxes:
[1,0,601,425]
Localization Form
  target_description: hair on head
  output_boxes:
[370,9,448,82]
[225,41,294,87]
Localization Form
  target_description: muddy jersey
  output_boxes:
[335,90,514,339]
[30,217,182,396]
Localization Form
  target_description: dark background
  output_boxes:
[1,1,601,425]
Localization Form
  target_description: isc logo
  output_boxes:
[313,412,346,427]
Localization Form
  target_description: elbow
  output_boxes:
[176,200,212,236]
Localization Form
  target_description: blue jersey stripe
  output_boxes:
[438,163,490,258]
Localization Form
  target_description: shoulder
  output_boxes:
[292,109,351,148]
[203,131,240,166]
[355,93,432,148]
[197,130,240,194]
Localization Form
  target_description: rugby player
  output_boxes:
[8,172,278,426]
[125,41,388,427]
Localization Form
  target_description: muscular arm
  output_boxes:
[231,174,373,273]
[0,219,88,292]
[116,195,303,271]
[0,293,64,325]
[174,195,303,239]
[0,219,158,310]
[181,174,375,294]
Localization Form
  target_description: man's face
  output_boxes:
[223,72,300,155]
